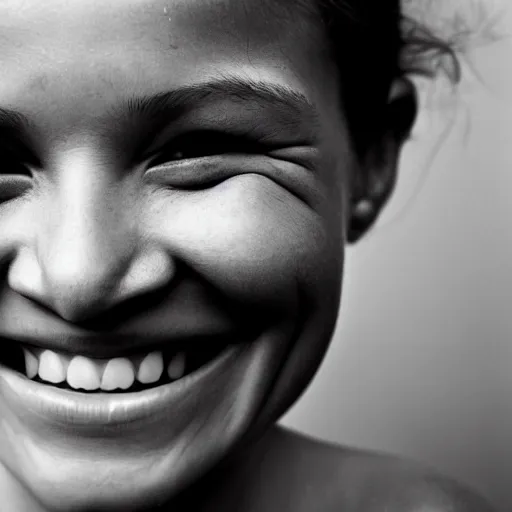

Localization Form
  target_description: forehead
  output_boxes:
[0,0,334,122]
[1,0,299,61]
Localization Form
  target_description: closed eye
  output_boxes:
[147,130,265,167]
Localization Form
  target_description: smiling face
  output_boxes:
[0,0,391,510]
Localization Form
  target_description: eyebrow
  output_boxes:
[115,75,320,147]
[0,76,320,150]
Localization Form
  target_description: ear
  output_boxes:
[347,77,418,243]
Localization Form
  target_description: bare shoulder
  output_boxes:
[343,451,496,512]
[272,426,496,512]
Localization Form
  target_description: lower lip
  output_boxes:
[0,345,240,428]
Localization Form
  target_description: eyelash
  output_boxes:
[147,131,262,167]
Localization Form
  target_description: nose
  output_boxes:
[7,151,175,324]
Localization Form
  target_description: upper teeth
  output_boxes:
[22,347,186,391]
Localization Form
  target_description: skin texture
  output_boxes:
[0,0,495,511]
[185,426,496,512]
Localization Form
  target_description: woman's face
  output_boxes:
[0,0,354,509]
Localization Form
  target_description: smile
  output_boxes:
[20,342,229,393]
[0,335,245,427]
[27,348,187,393]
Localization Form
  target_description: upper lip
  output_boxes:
[0,331,241,359]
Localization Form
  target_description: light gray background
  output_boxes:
[281,2,510,510]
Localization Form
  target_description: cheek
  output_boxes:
[145,174,341,309]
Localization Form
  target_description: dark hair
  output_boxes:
[310,0,461,156]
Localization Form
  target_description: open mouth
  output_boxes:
[0,337,230,394]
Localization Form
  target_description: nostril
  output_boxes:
[12,244,175,327]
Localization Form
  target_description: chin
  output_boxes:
[0,323,310,511]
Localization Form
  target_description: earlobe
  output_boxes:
[347,77,418,244]
[347,198,375,243]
